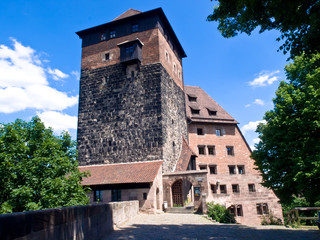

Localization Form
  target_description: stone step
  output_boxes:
[166,206,194,214]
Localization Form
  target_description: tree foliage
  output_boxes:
[207,202,236,223]
[207,0,320,59]
[0,117,89,213]
[252,53,320,205]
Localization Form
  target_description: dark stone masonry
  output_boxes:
[77,62,187,172]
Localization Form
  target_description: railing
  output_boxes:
[287,207,320,228]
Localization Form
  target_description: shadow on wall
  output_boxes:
[0,204,114,240]
[107,223,320,240]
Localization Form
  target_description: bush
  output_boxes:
[261,212,283,225]
[207,202,235,223]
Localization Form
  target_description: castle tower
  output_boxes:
[76,8,187,172]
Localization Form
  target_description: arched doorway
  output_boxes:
[172,179,183,206]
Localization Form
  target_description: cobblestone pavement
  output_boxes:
[106,213,320,240]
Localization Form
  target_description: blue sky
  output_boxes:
[0,0,289,149]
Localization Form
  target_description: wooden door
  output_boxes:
[172,180,183,206]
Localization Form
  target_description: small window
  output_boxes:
[100,33,106,41]
[125,45,134,55]
[208,109,217,116]
[188,95,197,102]
[216,129,222,136]
[132,24,139,33]
[199,165,207,170]
[143,192,147,200]
[226,146,234,156]
[197,128,204,135]
[173,63,176,73]
[229,205,243,216]
[104,53,110,61]
[208,146,215,155]
[198,146,205,155]
[178,71,181,79]
[110,30,116,38]
[232,184,240,193]
[111,189,121,202]
[191,108,200,115]
[165,51,169,61]
[248,184,256,192]
[256,203,268,215]
[209,165,217,174]
[94,190,103,202]
[220,185,227,194]
[211,184,216,193]
[236,205,243,216]
[229,165,236,174]
[238,165,245,174]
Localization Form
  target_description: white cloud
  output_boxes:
[71,71,80,80]
[37,111,77,135]
[0,39,78,113]
[245,99,265,108]
[249,70,280,87]
[250,138,261,151]
[48,67,69,80]
[241,120,266,135]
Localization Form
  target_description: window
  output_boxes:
[188,95,197,102]
[238,165,245,174]
[248,184,256,192]
[211,184,217,193]
[165,51,169,61]
[209,165,217,174]
[178,71,181,79]
[104,53,110,61]
[111,189,121,201]
[229,165,236,174]
[125,45,134,55]
[173,63,176,73]
[236,205,243,216]
[191,108,200,115]
[143,192,147,200]
[188,156,196,170]
[110,30,116,38]
[100,33,106,41]
[208,146,215,155]
[198,146,205,155]
[132,24,139,33]
[229,205,243,216]
[220,185,227,194]
[226,146,234,156]
[199,165,207,170]
[94,190,103,202]
[256,203,269,215]
[208,109,217,116]
[232,184,240,193]
[197,128,204,135]
[216,129,222,136]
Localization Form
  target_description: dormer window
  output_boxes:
[110,30,116,38]
[188,95,197,102]
[207,109,217,116]
[132,24,139,33]
[190,107,200,115]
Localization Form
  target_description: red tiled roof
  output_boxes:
[79,161,162,186]
[113,9,142,21]
[175,138,197,172]
[185,86,238,124]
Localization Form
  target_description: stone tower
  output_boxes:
[76,8,187,172]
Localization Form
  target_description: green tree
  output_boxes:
[0,117,89,213]
[207,0,320,59]
[252,53,320,206]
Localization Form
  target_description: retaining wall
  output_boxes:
[0,201,139,240]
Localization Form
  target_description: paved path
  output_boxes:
[107,213,320,240]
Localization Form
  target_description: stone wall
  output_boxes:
[0,201,139,240]
[77,62,187,172]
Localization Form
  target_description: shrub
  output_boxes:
[207,202,235,223]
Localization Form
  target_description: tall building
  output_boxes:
[77,8,283,225]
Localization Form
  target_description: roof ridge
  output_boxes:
[79,160,163,168]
